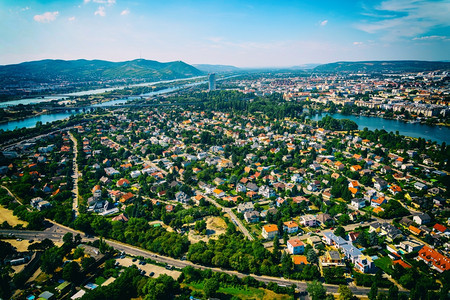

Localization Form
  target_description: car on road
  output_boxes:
[132,258,137,262]
[16,238,22,241]
[149,272,155,277]
[28,239,34,243]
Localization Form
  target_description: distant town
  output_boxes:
[0,65,449,300]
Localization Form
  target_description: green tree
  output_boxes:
[204,277,220,298]
[368,282,378,300]
[307,280,327,300]
[334,226,346,238]
[388,284,398,300]
[338,285,354,300]
[306,248,318,264]
[62,261,81,282]
[40,247,63,274]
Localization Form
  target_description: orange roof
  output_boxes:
[351,165,362,171]
[349,187,358,194]
[390,185,402,192]
[292,255,309,265]
[373,207,384,214]
[194,195,204,201]
[418,246,450,272]
[409,225,422,235]
[263,224,279,233]
[288,239,304,247]
[284,221,299,228]
[393,260,412,269]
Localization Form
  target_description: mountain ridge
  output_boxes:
[0,58,204,85]
[313,60,450,73]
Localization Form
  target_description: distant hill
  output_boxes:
[193,64,240,73]
[288,63,321,70]
[313,60,450,73]
[0,59,204,85]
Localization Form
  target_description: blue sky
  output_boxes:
[0,0,449,67]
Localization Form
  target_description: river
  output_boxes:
[0,80,207,131]
[0,76,206,108]
[311,113,449,144]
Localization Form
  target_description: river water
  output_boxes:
[311,113,449,144]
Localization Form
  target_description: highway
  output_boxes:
[0,222,393,296]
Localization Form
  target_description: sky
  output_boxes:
[0,0,449,67]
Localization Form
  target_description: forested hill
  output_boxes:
[0,59,204,85]
[313,60,450,73]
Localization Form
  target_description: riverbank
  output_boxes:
[310,112,450,144]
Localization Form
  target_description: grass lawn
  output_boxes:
[374,256,393,274]
[185,283,291,299]
[0,206,28,227]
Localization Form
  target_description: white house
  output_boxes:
[287,239,305,254]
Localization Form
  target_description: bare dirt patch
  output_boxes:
[117,257,181,279]
[187,216,227,244]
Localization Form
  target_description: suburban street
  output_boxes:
[69,132,80,217]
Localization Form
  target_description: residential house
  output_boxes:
[316,213,333,226]
[414,182,428,191]
[259,185,276,198]
[418,246,450,273]
[262,224,279,239]
[370,222,404,241]
[287,239,305,254]
[321,250,345,267]
[355,255,375,273]
[130,170,141,179]
[299,215,317,227]
[323,231,347,248]
[260,207,278,219]
[292,255,309,270]
[413,213,431,225]
[283,221,299,233]
[175,191,188,203]
[244,211,260,223]
[291,173,303,183]
[236,183,247,193]
[116,178,130,188]
[341,243,363,264]
[212,188,225,198]
[399,240,424,253]
[237,202,254,213]
[351,198,366,209]
[373,178,388,191]
[92,185,102,199]
[371,196,387,207]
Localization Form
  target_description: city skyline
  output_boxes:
[1,0,449,67]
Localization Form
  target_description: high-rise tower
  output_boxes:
[208,73,216,91]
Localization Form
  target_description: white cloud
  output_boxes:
[121,9,130,16]
[356,0,450,40]
[84,0,90,3]
[33,11,59,23]
[353,41,363,45]
[413,35,448,41]
[93,0,115,5]
[68,16,76,21]
[21,6,30,11]
[320,20,328,26]
[95,6,106,16]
